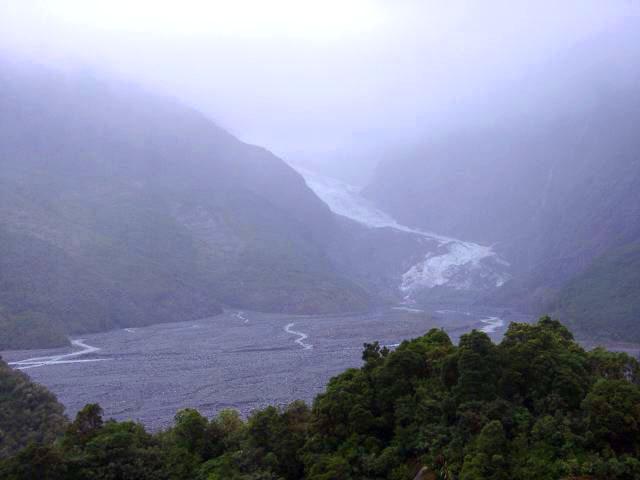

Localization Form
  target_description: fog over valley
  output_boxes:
[3,1,639,181]
[1,2,640,478]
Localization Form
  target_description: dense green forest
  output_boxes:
[0,356,67,458]
[2,317,640,479]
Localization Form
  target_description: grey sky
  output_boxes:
[2,1,639,181]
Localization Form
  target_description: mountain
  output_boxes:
[363,22,640,340]
[552,243,640,342]
[0,308,68,351]
[0,57,370,349]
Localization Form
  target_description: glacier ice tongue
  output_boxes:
[400,241,509,295]
[295,167,510,296]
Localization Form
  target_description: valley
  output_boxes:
[1,6,639,477]
[2,307,525,429]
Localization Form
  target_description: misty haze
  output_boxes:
[1,2,640,479]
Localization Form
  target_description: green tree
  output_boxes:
[583,379,640,454]
[454,330,499,403]
[460,420,509,480]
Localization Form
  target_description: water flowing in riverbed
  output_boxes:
[3,308,523,429]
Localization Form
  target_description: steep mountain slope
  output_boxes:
[365,94,640,258]
[363,22,640,339]
[0,307,68,351]
[552,242,640,342]
[366,19,640,245]
[0,57,370,349]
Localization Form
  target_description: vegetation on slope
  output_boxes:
[2,317,639,479]
[554,242,640,342]
[0,309,68,351]
[0,58,371,349]
[0,358,67,458]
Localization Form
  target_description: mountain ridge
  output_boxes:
[0,57,371,349]
[359,19,640,340]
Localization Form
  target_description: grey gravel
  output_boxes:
[2,307,526,430]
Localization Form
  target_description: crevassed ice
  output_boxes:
[295,167,510,295]
[400,241,509,295]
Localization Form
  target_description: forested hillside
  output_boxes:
[2,319,639,479]
[0,57,371,349]
[0,357,67,458]
[553,243,640,342]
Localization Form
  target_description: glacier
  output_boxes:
[295,167,510,298]
[298,168,415,232]
[400,241,509,293]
